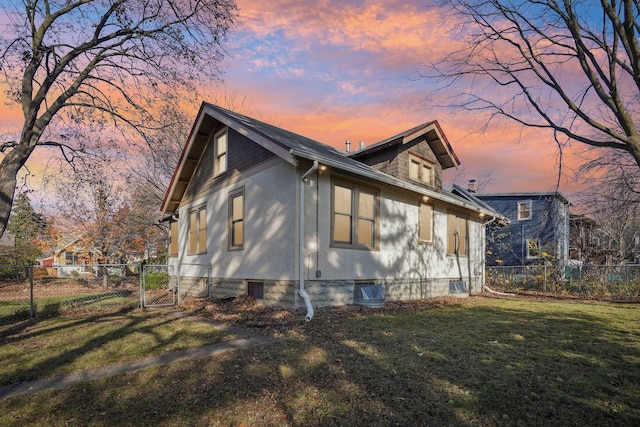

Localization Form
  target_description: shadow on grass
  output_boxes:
[0,306,229,387]
[1,298,640,426]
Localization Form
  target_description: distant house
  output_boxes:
[569,214,598,263]
[161,103,504,316]
[570,214,640,265]
[474,192,571,267]
[50,238,95,265]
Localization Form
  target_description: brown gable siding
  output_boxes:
[354,138,443,190]
[356,144,401,179]
[184,127,276,201]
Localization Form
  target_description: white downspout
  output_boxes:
[299,160,318,321]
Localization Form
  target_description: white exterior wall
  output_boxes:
[302,172,485,288]
[173,159,298,284]
[170,160,486,311]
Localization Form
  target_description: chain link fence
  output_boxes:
[141,264,176,307]
[0,264,141,324]
[486,264,640,300]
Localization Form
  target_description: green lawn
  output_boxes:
[0,310,233,386]
[1,297,639,426]
[0,292,140,322]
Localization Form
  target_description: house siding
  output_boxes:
[352,138,443,190]
[479,194,570,267]
[171,158,298,290]
[291,171,484,311]
[183,127,276,202]
[174,165,485,312]
[166,105,489,314]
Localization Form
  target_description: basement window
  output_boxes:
[247,281,264,299]
[449,280,468,294]
[354,282,384,307]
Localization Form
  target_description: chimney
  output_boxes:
[345,140,351,152]
[359,141,365,150]
[468,179,478,193]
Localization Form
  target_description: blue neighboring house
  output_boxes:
[473,192,572,267]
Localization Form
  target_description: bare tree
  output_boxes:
[0,0,238,237]
[574,150,640,263]
[426,0,640,167]
[126,87,270,213]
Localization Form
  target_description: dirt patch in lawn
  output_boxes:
[178,294,472,338]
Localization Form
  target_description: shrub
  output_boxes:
[144,271,169,290]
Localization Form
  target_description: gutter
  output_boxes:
[298,160,318,321]
[288,147,492,217]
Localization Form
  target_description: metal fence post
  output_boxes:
[29,265,34,319]
[139,264,144,309]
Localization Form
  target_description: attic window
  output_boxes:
[214,128,227,176]
[409,154,433,186]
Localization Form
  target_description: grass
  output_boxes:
[0,292,140,323]
[0,309,233,386]
[0,296,639,426]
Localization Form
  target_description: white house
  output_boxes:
[161,103,503,318]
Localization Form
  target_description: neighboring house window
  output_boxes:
[419,202,433,243]
[188,205,207,255]
[527,239,541,259]
[517,200,532,221]
[229,188,244,250]
[169,221,179,257]
[214,128,228,176]
[447,212,468,256]
[331,181,379,249]
[409,154,434,186]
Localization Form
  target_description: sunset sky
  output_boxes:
[218,0,585,194]
[1,0,593,208]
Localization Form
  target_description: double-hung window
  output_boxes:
[229,188,244,250]
[188,205,207,255]
[517,200,532,221]
[409,154,434,186]
[332,181,379,249]
[526,239,541,259]
[214,129,228,176]
[447,212,468,256]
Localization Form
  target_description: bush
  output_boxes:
[144,271,169,290]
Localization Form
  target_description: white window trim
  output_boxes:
[517,200,533,221]
[526,239,541,259]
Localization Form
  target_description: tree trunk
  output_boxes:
[0,144,32,238]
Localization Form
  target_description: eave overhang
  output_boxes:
[161,103,298,214]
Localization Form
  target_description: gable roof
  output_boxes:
[450,185,509,225]
[162,103,497,217]
[348,120,461,169]
[476,192,572,206]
